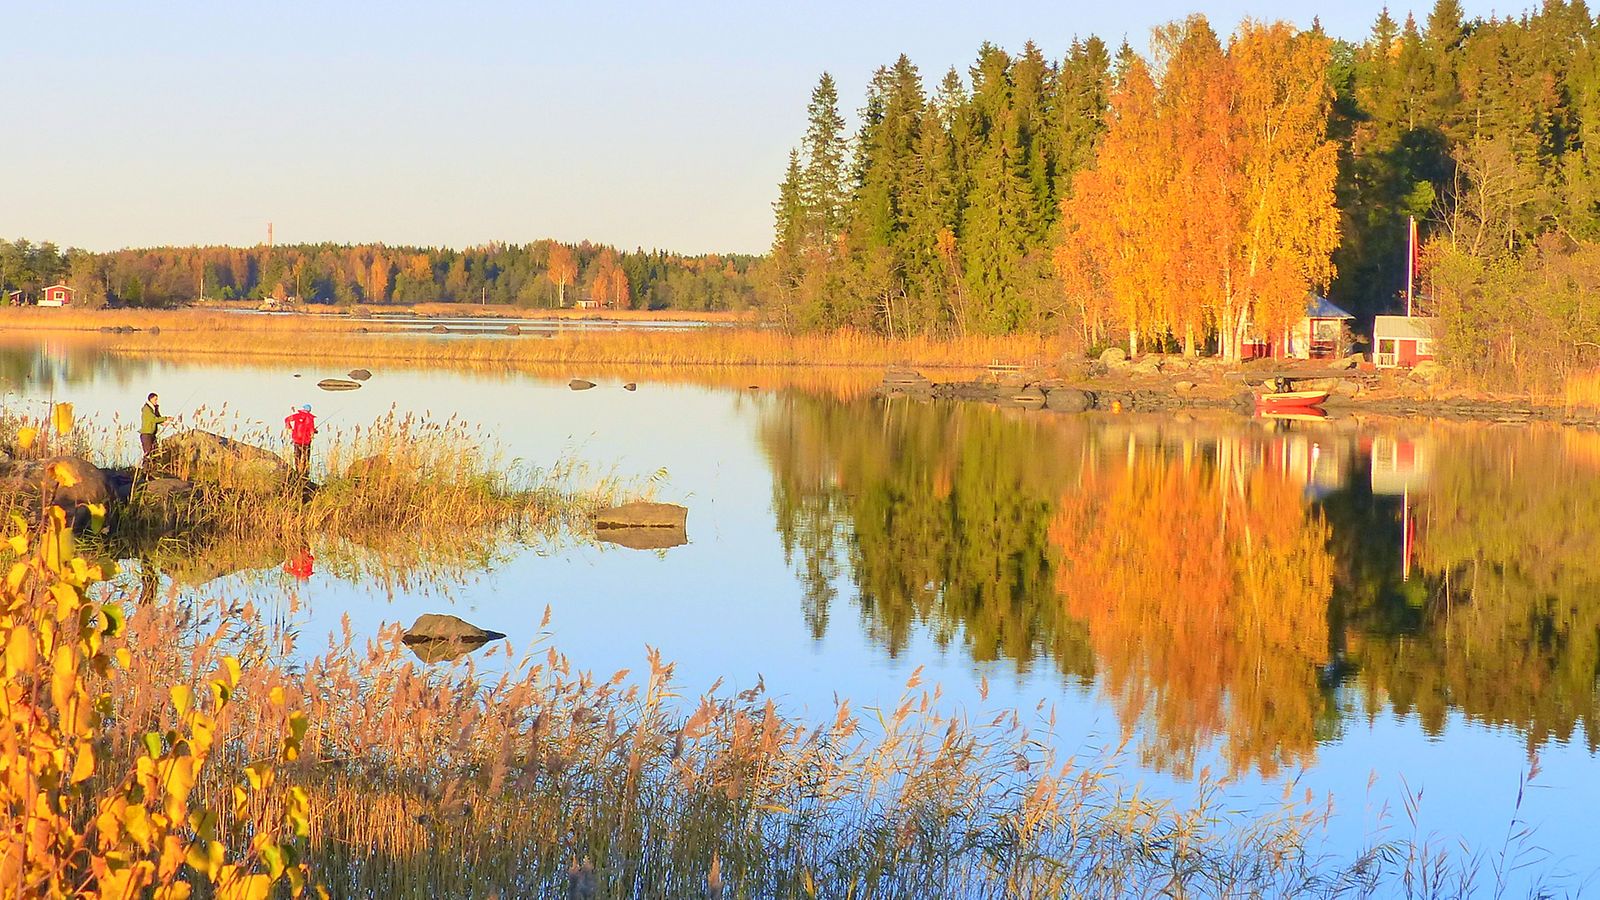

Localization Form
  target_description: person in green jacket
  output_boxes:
[139,392,171,464]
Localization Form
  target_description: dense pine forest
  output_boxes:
[0,238,759,312]
[768,1,1600,381]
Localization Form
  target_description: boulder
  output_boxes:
[1010,385,1047,407]
[160,430,289,489]
[343,454,393,482]
[569,378,596,390]
[140,477,195,505]
[1332,379,1362,398]
[1164,357,1193,372]
[0,456,117,531]
[1098,347,1127,365]
[1128,356,1163,376]
[318,378,362,391]
[623,383,638,391]
[1410,360,1445,384]
[596,525,689,551]
[882,365,931,391]
[1044,388,1095,413]
[504,324,522,335]
[429,324,449,334]
[594,501,688,530]
[347,368,372,381]
[1294,378,1340,393]
[41,456,114,510]
[1329,353,1363,370]
[1056,357,1094,381]
[402,613,507,644]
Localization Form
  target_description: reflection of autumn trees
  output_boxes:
[1346,428,1600,752]
[763,395,1600,776]
[1051,451,1335,777]
[762,395,1095,681]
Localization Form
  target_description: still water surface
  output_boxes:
[3,337,1597,879]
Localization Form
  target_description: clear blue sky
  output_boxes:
[7,1,1494,256]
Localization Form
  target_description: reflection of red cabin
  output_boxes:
[1373,315,1437,368]
[38,283,75,308]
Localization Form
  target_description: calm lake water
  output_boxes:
[3,336,1598,882]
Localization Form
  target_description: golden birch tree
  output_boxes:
[1222,21,1341,359]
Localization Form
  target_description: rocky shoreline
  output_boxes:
[878,353,1600,426]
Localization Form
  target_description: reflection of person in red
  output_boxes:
[283,547,314,580]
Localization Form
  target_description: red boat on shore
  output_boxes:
[1254,389,1330,411]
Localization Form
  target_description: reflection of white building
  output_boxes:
[1370,434,1430,495]
[1271,430,1348,497]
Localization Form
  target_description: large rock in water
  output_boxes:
[402,613,507,644]
[1009,385,1047,407]
[596,525,688,551]
[569,379,596,391]
[593,501,688,530]
[347,368,373,381]
[1045,388,1095,413]
[882,365,931,393]
[318,378,361,391]
[160,430,288,491]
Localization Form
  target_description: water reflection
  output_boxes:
[763,395,1600,777]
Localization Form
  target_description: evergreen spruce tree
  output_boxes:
[800,73,849,255]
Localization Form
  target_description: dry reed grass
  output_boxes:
[0,307,1067,370]
[78,583,1560,899]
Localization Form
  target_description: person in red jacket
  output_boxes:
[284,404,317,477]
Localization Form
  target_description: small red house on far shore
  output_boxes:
[37,283,75,308]
[1373,315,1438,368]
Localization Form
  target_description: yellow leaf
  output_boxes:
[4,624,36,676]
[171,684,193,718]
[51,402,74,436]
[70,743,95,783]
[15,425,37,450]
[51,460,79,488]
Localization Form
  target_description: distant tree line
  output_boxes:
[0,238,759,312]
[765,1,1600,362]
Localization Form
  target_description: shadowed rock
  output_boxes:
[42,456,115,508]
[596,525,688,550]
[141,477,194,503]
[594,501,688,530]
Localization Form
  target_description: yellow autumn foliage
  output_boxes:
[0,509,322,897]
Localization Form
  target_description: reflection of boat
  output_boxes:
[1255,390,1329,410]
[1260,408,1328,421]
